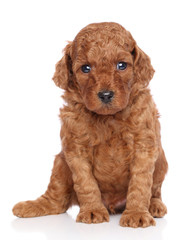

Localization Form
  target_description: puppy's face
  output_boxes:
[73,31,134,115]
[53,23,154,115]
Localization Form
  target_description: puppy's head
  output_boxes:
[53,22,154,115]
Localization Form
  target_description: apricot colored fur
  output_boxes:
[13,22,168,228]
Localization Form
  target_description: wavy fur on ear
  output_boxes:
[52,42,73,90]
[132,45,155,87]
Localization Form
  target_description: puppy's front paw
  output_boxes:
[76,207,109,224]
[120,210,156,228]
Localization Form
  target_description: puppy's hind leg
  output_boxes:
[13,153,73,218]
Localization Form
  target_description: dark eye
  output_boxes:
[81,65,91,73]
[117,62,127,70]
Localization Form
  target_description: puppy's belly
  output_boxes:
[102,194,127,213]
[93,140,131,212]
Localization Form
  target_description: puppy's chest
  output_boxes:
[92,133,134,183]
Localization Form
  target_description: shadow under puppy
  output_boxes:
[13,22,168,228]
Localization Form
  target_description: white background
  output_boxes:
[0,0,185,239]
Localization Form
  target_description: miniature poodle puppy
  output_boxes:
[13,22,168,228]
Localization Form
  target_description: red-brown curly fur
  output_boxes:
[13,22,168,228]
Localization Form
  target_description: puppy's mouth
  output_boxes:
[83,89,129,115]
[94,89,130,115]
[94,107,122,115]
[87,101,123,115]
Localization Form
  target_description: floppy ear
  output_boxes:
[52,42,73,90]
[132,45,155,87]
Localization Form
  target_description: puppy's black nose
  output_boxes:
[98,90,114,103]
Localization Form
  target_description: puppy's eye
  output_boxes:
[117,62,127,70]
[81,65,91,73]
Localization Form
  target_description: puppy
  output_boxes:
[13,22,168,228]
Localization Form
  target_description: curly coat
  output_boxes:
[13,22,168,228]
